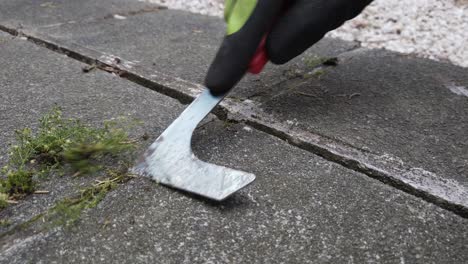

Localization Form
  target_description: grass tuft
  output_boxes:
[1,169,35,198]
[0,193,9,209]
[45,168,130,227]
[0,107,139,211]
[304,55,338,69]
[0,219,11,227]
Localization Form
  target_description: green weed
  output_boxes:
[0,107,139,210]
[45,169,130,227]
[0,219,11,227]
[307,68,325,79]
[304,55,338,69]
[1,169,35,198]
[0,193,9,209]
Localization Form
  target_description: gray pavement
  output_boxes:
[255,48,468,183]
[30,10,358,85]
[8,6,466,213]
[0,0,163,28]
[0,30,181,233]
[0,35,467,264]
[1,1,468,263]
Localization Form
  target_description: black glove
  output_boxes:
[205,0,373,94]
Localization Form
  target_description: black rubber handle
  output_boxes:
[205,0,284,95]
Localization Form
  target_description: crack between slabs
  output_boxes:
[0,24,467,219]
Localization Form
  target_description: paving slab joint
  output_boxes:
[0,25,193,105]
[243,120,468,218]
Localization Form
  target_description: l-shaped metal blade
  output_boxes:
[132,89,255,201]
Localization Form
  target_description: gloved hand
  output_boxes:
[205,0,373,94]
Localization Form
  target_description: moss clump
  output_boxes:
[0,219,11,227]
[304,56,327,68]
[0,193,9,209]
[306,68,325,79]
[0,107,138,210]
[1,169,35,197]
[304,55,338,69]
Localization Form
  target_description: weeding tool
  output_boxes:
[132,88,254,201]
[133,0,283,200]
[132,41,268,201]
[132,40,269,201]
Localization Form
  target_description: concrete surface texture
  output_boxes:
[1,36,467,264]
[0,0,161,27]
[0,30,182,232]
[6,5,466,213]
[1,0,468,263]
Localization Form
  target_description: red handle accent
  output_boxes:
[248,36,268,74]
[247,1,291,74]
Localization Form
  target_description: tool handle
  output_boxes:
[205,1,287,93]
[247,0,292,75]
[247,35,268,74]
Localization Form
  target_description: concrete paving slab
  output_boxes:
[3,121,468,263]
[6,8,465,213]
[0,34,467,263]
[256,48,468,185]
[0,0,164,28]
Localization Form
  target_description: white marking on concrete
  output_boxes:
[243,126,252,132]
[113,14,127,20]
[446,84,468,98]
